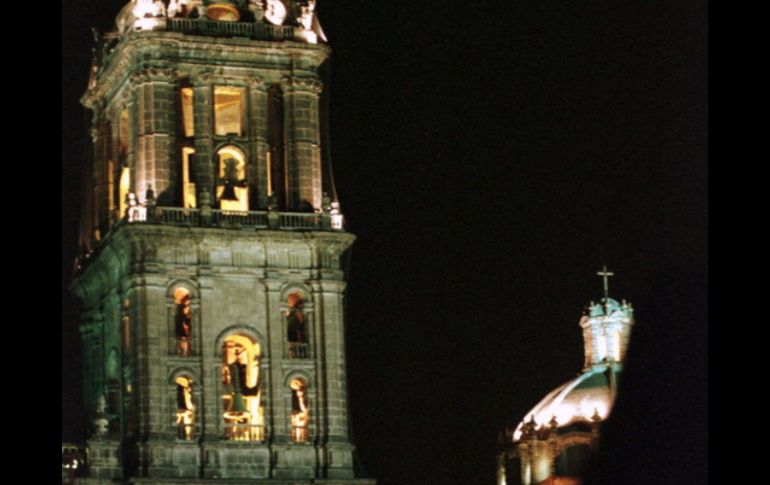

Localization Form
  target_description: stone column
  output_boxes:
[317,278,355,479]
[192,75,214,206]
[132,68,177,205]
[195,273,220,442]
[136,275,169,444]
[265,279,288,443]
[317,279,350,441]
[248,78,269,209]
[284,77,323,210]
[90,104,109,237]
[80,320,99,417]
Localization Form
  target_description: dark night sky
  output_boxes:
[62,2,707,484]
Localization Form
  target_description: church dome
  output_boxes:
[512,364,620,441]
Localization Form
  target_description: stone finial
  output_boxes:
[145,186,156,206]
[321,192,332,230]
[322,192,331,212]
[591,407,602,423]
[96,394,107,414]
[267,192,278,211]
[548,415,559,429]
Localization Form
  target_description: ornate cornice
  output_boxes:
[284,76,323,94]
[131,67,177,84]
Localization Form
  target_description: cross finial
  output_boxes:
[597,265,614,300]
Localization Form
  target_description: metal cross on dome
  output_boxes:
[597,265,614,300]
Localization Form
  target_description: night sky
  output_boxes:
[62,2,707,484]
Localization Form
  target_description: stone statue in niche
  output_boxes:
[167,0,180,17]
[175,294,192,355]
[296,0,316,30]
[290,379,309,442]
[176,379,195,440]
[264,0,287,25]
[286,294,307,358]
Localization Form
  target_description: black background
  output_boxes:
[62,1,707,484]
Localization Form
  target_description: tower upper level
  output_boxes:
[78,1,341,268]
[579,266,634,369]
[115,1,326,44]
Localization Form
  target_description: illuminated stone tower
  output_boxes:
[71,2,373,483]
[496,268,634,485]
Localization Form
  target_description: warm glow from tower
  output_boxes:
[119,167,130,218]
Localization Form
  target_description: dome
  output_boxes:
[513,364,620,441]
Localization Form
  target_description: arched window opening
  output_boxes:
[215,145,248,212]
[174,288,192,356]
[222,335,264,441]
[290,378,309,443]
[286,292,308,358]
[175,376,196,440]
[267,84,286,209]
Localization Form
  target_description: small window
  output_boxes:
[214,86,244,136]
[181,87,194,138]
[174,288,192,356]
[175,376,195,440]
[290,378,309,443]
[181,147,197,208]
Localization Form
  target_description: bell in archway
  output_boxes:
[220,181,239,201]
[223,392,250,419]
[218,158,246,201]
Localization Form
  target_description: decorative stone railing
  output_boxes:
[286,342,310,359]
[224,423,265,442]
[166,18,295,41]
[131,206,343,232]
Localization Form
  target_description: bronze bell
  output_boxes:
[220,182,239,201]
[223,392,250,419]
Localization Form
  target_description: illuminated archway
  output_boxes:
[221,334,263,441]
[215,145,248,212]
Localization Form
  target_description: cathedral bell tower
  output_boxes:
[71,2,373,483]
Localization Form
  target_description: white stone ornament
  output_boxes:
[167,0,180,18]
[264,0,287,25]
[297,0,316,30]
